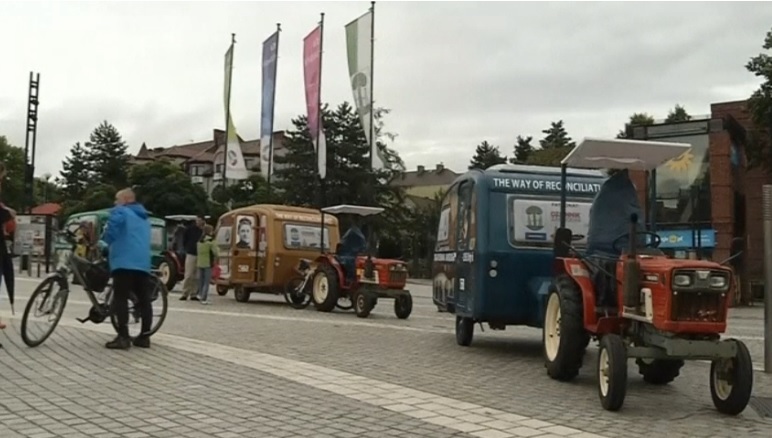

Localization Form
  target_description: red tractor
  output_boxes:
[544,138,753,414]
[309,204,412,319]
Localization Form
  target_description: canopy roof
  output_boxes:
[321,204,384,216]
[561,138,692,171]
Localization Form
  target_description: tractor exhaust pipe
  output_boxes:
[623,213,641,310]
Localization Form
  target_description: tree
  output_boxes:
[665,104,691,123]
[539,120,576,149]
[274,101,409,248]
[34,173,62,204]
[87,121,130,188]
[525,147,572,167]
[212,174,271,209]
[469,141,506,170]
[510,135,534,164]
[0,135,28,208]
[617,112,655,138]
[58,141,93,200]
[127,160,209,218]
[746,27,772,170]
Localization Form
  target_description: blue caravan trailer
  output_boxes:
[431,164,607,346]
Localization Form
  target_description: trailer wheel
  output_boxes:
[710,339,753,416]
[234,286,250,303]
[543,276,589,381]
[216,285,229,296]
[598,334,628,412]
[456,316,474,347]
[636,358,684,385]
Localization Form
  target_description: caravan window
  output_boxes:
[436,184,458,252]
[508,197,592,248]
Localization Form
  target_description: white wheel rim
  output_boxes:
[599,346,610,397]
[159,262,170,283]
[544,293,561,361]
[712,358,734,401]
[313,274,328,303]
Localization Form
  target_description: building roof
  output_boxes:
[31,202,61,216]
[391,163,459,188]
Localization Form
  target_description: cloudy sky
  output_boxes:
[0,1,770,177]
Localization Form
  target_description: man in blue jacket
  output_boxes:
[102,188,153,350]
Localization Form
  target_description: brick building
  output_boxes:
[628,100,768,298]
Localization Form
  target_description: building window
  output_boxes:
[216,164,223,174]
[653,133,711,226]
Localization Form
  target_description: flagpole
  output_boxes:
[224,32,235,190]
[369,1,376,171]
[318,13,326,252]
[267,23,281,200]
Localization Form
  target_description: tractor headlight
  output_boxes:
[673,274,692,287]
[390,264,405,272]
[709,275,727,289]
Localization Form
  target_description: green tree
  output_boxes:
[665,104,691,123]
[468,141,506,170]
[87,121,130,188]
[212,174,271,209]
[616,112,655,138]
[0,135,28,209]
[127,160,209,218]
[61,183,117,218]
[746,27,772,170]
[58,141,93,200]
[510,135,534,164]
[525,147,573,167]
[34,173,62,204]
[539,120,576,149]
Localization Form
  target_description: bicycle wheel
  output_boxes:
[110,274,169,338]
[284,276,312,309]
[21,276,69,347]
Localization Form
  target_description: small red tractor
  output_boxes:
[309,204,412,319]
[544,138,753,414]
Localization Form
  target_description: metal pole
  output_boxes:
[763,184,772,373]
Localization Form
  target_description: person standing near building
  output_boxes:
[179,216,204,300]
[196,224,219,304]
[101,188,153,350]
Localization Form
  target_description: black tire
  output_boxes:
[710,339,753,416]
[216,285,228,296]
[598,334,628,412]
[311,264,339,312]
[636,359,684,385]
[456,316,474,346]
[335,297,354,311]
[284,276,311,309]
[354,292,375,318]
[394,294,412,319]
[234,286,251,303]
[21,276,69,348]
[543,276,590,381]
[158,255,178,291]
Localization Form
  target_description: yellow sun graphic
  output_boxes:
[665,149,695,172]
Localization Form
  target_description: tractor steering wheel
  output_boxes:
[611,231,661,254]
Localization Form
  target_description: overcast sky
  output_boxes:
[1,1,770,177]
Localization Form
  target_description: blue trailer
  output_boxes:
[431,163,607,346]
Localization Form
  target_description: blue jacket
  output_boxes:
[101,202,151,273]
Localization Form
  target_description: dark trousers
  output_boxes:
[112,269,152,338]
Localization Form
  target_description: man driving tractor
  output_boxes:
[586,168,646,311]
[337,221,367,283]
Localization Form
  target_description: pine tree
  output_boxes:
[617,113,655,138]
[86,121,129,188]
[665,104,691,123]
[539,120,575,149]
[510,135,534,164]
[58,141,93,200]
[468,141,506,170]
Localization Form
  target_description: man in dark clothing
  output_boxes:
[179,216,204,300]
[101,188,153,349]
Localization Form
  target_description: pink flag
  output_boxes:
[303,25,326,179]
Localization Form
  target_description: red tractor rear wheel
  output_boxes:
[543,275,590,382]
[312,264,340,312]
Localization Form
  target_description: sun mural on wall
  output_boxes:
[664,148,695,172]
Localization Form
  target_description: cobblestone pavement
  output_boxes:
[1,275,771,438]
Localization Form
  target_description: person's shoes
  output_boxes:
[191,296,199,301]
[179,295,188,301]
[105,336,131,350]
[133,336,150,348]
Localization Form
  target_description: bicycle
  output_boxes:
[20,226,169,348]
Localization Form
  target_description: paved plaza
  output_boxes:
[1,274,771,438]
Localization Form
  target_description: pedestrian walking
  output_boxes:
[0,161,15,332]
[179,216,204,301]
[101,188,154,350]
[196,224,219,304]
